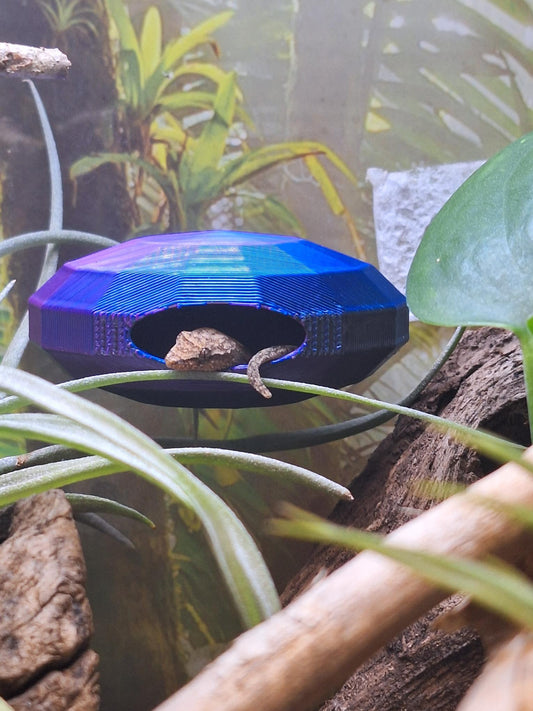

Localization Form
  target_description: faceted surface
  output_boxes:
[29,231,409,407]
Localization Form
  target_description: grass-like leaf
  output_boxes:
[0,281,15,304]
[66,493,155,528]
[0,446,351,504]
[0,367,280,628]
[270,505,533,631]
[0,230,116,259]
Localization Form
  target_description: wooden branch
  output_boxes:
[456,631,533,711]
[154,452,533,711]
[0,43,70,80]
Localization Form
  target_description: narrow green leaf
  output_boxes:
[180,71,237,198]
[70,152,178,219]
[221,141,358,192]
[160,11,233,72]
[66,493,155,528]
[305,155,345,216]
[169,62,244,101]
[0,447,351,504]
[0,281,15,304]
[228,192,305,237]
[0,230,115,259]
[140,6,162,81]
[0,368,280,628]
[119,49,142,110]
[157,90,217,114]
[105,0,142,58]
[25,81,62,232]
[270,506,533,630]
[143,11,233,110]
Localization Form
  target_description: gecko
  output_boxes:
[164,327,295,399]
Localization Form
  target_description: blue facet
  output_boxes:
[28,231,409,407]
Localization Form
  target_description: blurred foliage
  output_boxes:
[35,0,105,46]
[71,2,363,251]
[359,0,533,168]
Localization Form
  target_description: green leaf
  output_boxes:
[25,81,62,232]
[160,11,233,73]
[140,6,162,81]
[169,62,244,101]
[406,132,533,435]
[221,141,358,192]
[407,132,533,331]
[119,48,142,110]
[0,367,280,628]
[0,230,115,259]
[0,281,15,304]
[227,192,305,237]
[1,82,63,372]
[270,506,533,631]
[304,155,346,216]
[105,0,141,58]
[466,0,531,23]
[70,152,180,224]
[180,71,237,201]
[1,364,529,482]
[1,447,351,504]
[143,11,233,110]
[157,90,217,114]
[66,493,155,528]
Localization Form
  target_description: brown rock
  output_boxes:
[0,490,98,708]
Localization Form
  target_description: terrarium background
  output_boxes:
[0,1,531,710]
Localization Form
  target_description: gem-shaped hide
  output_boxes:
[28,231,409,407]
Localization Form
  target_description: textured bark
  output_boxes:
[0,489,98,709]
[282,327,529,711]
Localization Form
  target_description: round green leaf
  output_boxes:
[407,132,533,333]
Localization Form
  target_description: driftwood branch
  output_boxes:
[154,451,533,711]
[0,43,70,80]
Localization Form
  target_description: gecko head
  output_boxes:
[131,304,306,365]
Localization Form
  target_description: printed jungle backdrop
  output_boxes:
[0,1,531,709]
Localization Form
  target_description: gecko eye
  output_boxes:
[199,347,211,360]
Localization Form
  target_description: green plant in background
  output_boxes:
[35,0,104,45]
[359,0,533,168]
[103,1,237,159]
[72,69,360,239]
[0,80,356,633]
[70,0,363,251]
